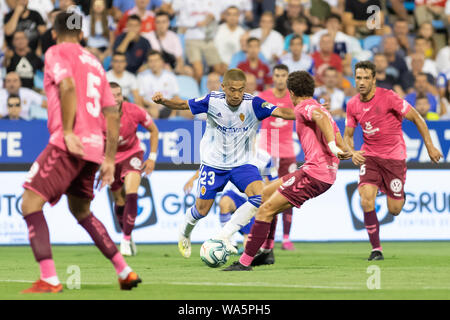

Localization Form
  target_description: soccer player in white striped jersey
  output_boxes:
[152,69,295,258]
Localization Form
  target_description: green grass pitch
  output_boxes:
[0,242,449,300]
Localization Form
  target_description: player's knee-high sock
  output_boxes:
[239,220,272,266]
[24,211,60,286]
[180,206,205,238]
[122,193,138,240]
[261,215,277,251]
[114,204,124,230]
[282,209,293,242]
[219,212,232,227]
[364,210,382,251]
[79,213,131,278]
[214,195,261,240]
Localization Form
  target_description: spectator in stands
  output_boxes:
[206,72,222,93]
[373,53,404,97]
[112,0,158,21]
[275,0,309,37]
[5,30,44,89]
[251,0,277,28]
[415,93,440,120]
[391,18,415,58]
[41,8,61,54]
[229,31,270,69]
[402,52,437,94]
[4,0,46,53]
[137,50,184,119]
[414,0,447,27]
[113,14,152,74]
[439,78,450,119]
[27,0,53,24]
[283,16,310,54]
[418,21,437,59]
[106,52,141,105]
[172,0,226,83]
[85,0,115,63]
[436,36,450,94]
[405,36,438,78]
[343,0,384,37]
[312,33,342,86]
[0,72,47,120]
[314,67,346,119]
[382,36,409,81]
[115,0,155,39]
[280,35,314,74]
[250,11,284,67]
[405,72,439,113]
[237,37,272,92]
[219,1,253,26]
[146,11,185,73]
[214,6,246,68]
[2,94,26,120]
[244,72,259,95]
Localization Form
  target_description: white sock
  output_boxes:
[180,206,204,238]
[118,266,132,280]
[214,201,258,240]
[42,276,60,286]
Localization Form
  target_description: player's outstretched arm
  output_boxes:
[404,107,443,164]
[343,126,365,165]
[97,106,120,189]
[271,107,296,120]
[152,92,191,112]
[184,170,200,194]
[142,121,159,175]
[312,108,352,160]
[60,77,85,158]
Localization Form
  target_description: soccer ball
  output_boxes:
[200,239,230,268]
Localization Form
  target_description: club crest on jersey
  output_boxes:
[239,113,245,122]
[200,186,206,195]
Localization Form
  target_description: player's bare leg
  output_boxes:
[111,187,126,231]
[179,198,215,258]
[68,195,141,290]
[387,197,405,216]
[21,189,63,293]
[120,172,141,256]
[359,184,384,261]
[214,180,264,254]
[224,190,292,271]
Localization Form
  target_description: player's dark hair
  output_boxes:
[355,60,376,78]
[273,64,289,73]
[290,34,303,45]
[247,37,260,45]
[54,11,83,36]
[287,71,315,97]
[109,82,121,89]
[127,14,141,23]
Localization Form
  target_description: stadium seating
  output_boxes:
[362,35,382,54]
[176,75,200,100]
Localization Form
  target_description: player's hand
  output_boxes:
[351,150,366,165]
[183,178,195,195]
[337,150,353,160]
[141,159,155,176]
[152,92,164,105]
[96,158,115,190]
[64,132,85,158]
[427,145,443,164]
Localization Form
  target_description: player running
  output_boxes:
[258,64,297,251]
[20,12,141,293]
[343,61,443,261]
[107,82,159,256]
[152,68,296,258]
[223,70,352,271]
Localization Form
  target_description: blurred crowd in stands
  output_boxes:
[0,0,450,121]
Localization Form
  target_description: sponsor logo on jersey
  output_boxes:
[362,121,380,135]
[261,102,274,110]
[216,125,249,134]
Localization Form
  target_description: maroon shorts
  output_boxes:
[358,156,407,200]
[278,157,297,177]
[110,151,144,192]
[278,168,332,208]
[23,144,99,206]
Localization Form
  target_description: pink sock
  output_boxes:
[39,259,57,279]
[283,234,289,242]
[111,252,128,275]
[240,253,254,267]
[123,235,131,241]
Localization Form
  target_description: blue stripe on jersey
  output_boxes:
[248,195,262,208]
